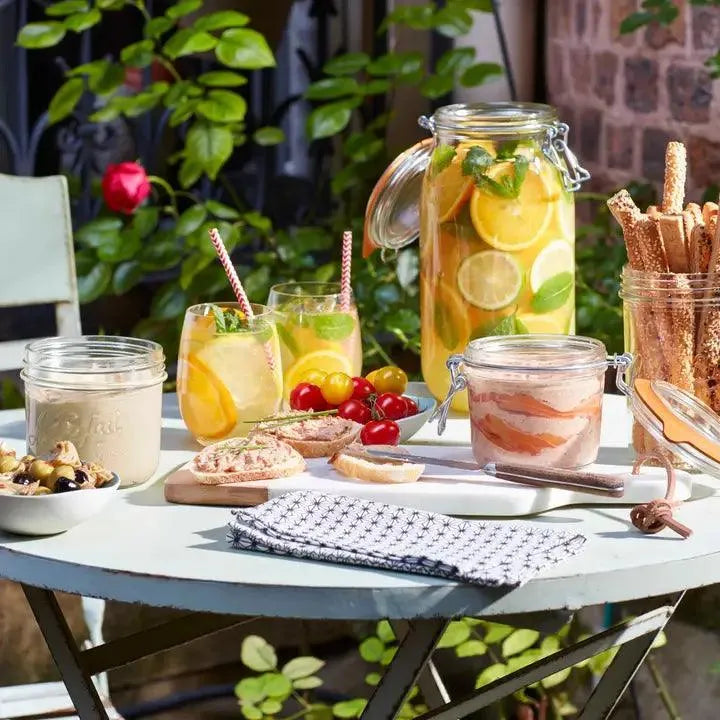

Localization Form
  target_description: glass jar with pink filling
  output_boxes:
[433,335,612,469]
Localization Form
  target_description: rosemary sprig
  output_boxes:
[242,409,338,426]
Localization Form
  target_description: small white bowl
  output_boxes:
[0,475,120,536]
[396,394,437,442]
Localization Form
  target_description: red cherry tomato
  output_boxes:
[374,392,408,420]
[289,383,326,411]
[337,399,372,425]
[360,420,400,446]
[403,396,419,416]
[351,376,375,402]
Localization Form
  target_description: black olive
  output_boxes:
[54,477,80,493]
[13,473,34,486]
[74,469,89,484]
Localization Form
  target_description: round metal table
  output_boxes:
[1,388,718,719]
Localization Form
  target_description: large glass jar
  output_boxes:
[22,337,166,487]
[365,103,589,412]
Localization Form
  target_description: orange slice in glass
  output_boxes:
[179,353,238,440]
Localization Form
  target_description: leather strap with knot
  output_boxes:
[629,451,692,538]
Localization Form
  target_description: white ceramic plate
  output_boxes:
[0,474,120,536]
[396,394,437,442]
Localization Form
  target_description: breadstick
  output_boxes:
[607,190,644,268]
[690,224,713,273]
[657,214,689,273]
[683,203,702,258]
[661,141,687,214]
[647,205,660,218]
[703,202,718,232]
[633,214,669,272]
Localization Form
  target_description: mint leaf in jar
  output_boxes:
[461,145,493,177]
[308,312,355,341]
[472,314,517,338]
[434,300,459,351]
[211,304,227,333]
[531,272,573,313]
[512,155,529,194]
[495,140,518,159]
[431,144,456,174]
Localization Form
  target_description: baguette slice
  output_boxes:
[329,446,424,484]
[191,435,305,485]
[260,415,362,458]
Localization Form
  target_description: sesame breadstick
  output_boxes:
[702,202,718,232]
[683,203,702,243]
[647,205,660,218]
[661,141,687,214]
[690,224,713,273]
[607,190,644,268]
[634,214,669,273]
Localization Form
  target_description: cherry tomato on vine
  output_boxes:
[375,392,408,420]
[351,376,375,402]
[403,396,419,417]
[321,372,354,406]
[301,369,328,387]
[290,383,326,412]
[372,366,408,394]
[360,420,400,446]
[337,399,372,425]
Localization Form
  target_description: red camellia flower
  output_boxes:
[101,162,151,214]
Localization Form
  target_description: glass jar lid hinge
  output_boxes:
[543,122,591,192]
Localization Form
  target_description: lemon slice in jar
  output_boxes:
[529,239,574,294]
[432,153,474,223]
[468,161,553,252]
[456,250,523,311]
[516,312,566,334]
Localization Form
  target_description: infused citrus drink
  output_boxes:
[267,282,362,397]
[178,303,283,444]
[419,107,577,412]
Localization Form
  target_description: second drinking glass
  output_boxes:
[267,282,362,397]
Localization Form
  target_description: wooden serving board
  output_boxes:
[164,445,697,517]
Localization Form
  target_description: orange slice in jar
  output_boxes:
[469,161,553,252]
[179,353,238,440]
[421,275,471,353]
[432,147,475,223]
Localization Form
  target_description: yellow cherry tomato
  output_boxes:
[321,372,354,405]
[365,369,380,387]
[373,366,408,394]
[301,369,328,386]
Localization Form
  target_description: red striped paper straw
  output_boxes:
[340,229,352,311]
[208,227,275,371]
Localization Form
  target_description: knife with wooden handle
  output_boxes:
[362,448,625,497]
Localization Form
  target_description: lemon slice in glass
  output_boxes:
[530,239,574,294]
[457,250,523,311]
[285,350,354,395]
[469,161,553,252]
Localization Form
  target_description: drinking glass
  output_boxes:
[267,282,362,396]
[177,302,282,444]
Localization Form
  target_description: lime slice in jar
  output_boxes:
[530,239,574,294]
[456,250,523,311]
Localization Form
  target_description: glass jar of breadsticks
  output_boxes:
[611,140,720,461]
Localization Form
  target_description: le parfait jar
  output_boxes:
[22,336,167,487]
[364,102,590,413]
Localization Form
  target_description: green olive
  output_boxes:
[30,460,54,482]
[46,464,75,492]
[0,456,19,474]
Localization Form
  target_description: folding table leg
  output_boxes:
[22,584,110,720]
[362,618,448,720]
[578,592,684,720]
[390,620,451,709]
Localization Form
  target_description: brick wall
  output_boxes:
[546,0,720,198]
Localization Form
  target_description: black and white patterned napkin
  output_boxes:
[227,491,586,587]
